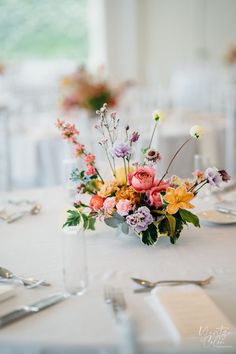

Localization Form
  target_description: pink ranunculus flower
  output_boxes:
[84,153,96,164]
[116,199,132,216]
[103,197,116,215]
[85,166,96,176]
[128,166,155,192]
[149,181,169,208]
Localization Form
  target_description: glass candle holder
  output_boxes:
[62,226,88,295]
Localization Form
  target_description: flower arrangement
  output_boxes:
[57,104,230,246]
[60,66,128,113]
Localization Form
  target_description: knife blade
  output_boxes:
[0,293,67,329]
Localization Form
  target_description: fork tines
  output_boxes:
[104,285,127,319]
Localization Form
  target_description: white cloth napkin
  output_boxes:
[148,284,234,342]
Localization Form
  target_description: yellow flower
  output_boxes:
[94,179,103,190]
[98,180,120,198]
[164,185,194,215]
[115,166,134,185]
[170,175,184,187]
[115,186,140,205]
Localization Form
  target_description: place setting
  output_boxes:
[0,199,42,224]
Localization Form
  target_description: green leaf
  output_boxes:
[158,218,169,236]
[179,209,200,228]
[63,210,81,228]
[166,214,176,237]
[121,222,129,234]
[152,210,166,215]
[88,217,96,231]
[81,213,89,229]
[141,224,158,246]
[175,217,184,239]
[104,213,124,228]
[141,147,149,155]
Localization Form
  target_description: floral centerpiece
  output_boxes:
[57,104,230,246]
[60,66,128,113]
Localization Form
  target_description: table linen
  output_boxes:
[0,187,236,353]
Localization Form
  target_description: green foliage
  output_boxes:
[104,213,124,228]
[141,223,158,246]
[63,210,81,228]
[179,209,200,228]
[175,217,184,239]
[141,147,149,155]
[86,92,111,112]
[166,214,176,237]
[121,222,129,234]
[157,215,184,244]
[158,218,169,236]
[63,209,96,230]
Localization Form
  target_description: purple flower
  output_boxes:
[126,206,153,233]
[111,142,131,158]
[130,131,140,143]
[204,167,222,187]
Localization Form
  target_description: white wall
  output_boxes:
[96,0,236,85]
[139,0,236,85]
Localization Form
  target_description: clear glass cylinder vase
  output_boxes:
[62,226,88,295]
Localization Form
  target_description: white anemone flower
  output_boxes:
[190,125,204,139]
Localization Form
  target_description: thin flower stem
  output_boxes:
[148,122,158,149]
[189,180,204,192]
[127,158,130,173]
[94,168,104,184]
[123,158,127,184]
[157,137,192,185]
[112,156,116,176]
[194,180,208,194]
[188,181,198,192]
[104,115,114,145]
[104,148,116,177]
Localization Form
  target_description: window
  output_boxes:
[0,0,88,61]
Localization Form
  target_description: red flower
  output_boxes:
[148,182,169,208]
[89,195,104,211]
[86,166,96,176]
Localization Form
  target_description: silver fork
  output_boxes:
[104,285,140,354]
[105,286,126,321]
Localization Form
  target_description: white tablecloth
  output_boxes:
[0,187,236,354]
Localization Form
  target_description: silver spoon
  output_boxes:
[0,266,50,287]
[131,276,214,292]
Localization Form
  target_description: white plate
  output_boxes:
[198,210,236,225]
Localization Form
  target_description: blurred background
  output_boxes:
[0,0,236,191]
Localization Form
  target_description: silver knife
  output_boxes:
[0,293,67,329]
